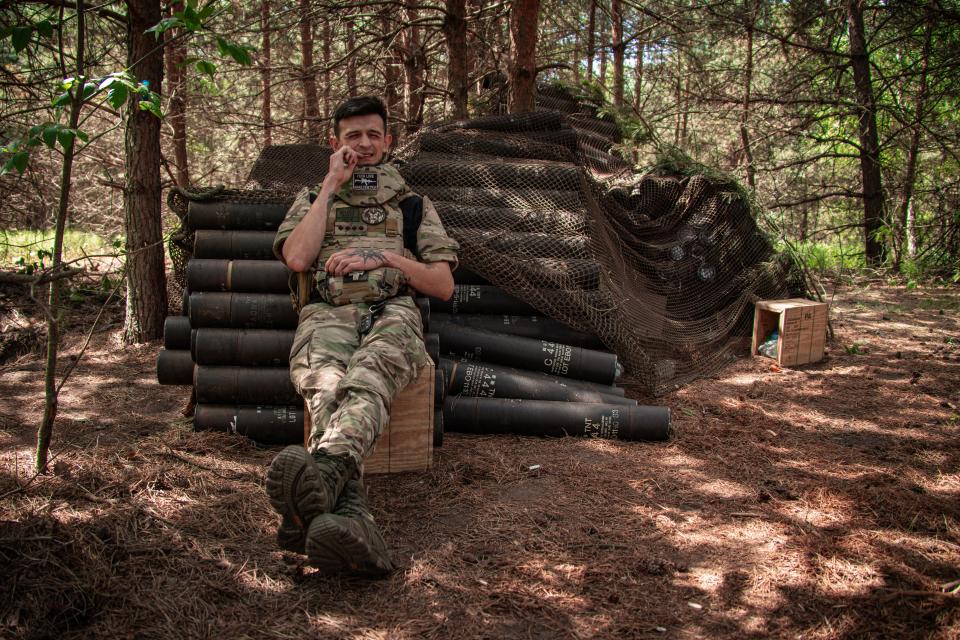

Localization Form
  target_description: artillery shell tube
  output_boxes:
[194,366,300,405]
[439,358,632,404]
[434,367,447,406]
[424,332,440,365]
[431,312,605,350]
[436,323,620,385]
[187,259,291,293]
[430,285,538,315]
[442,397,670,442]
[193,230,277,260]
[188,292,298,329]
[415,296,430,331]
[191,328,295,366]
[163,315,192,350]
[193,404,303,445]
[187,201,290,230]
[156,349,195,385]
[434,408,443,447]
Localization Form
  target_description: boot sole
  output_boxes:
[305,515,395,578]
[265,446,330,532]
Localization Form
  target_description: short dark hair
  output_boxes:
[332,96,388,136]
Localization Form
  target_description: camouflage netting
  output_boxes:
[169,85,804,396]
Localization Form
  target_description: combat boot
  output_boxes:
[304,476,395,577]
[265,445,355,551]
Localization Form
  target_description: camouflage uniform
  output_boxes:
[273,163,458,469]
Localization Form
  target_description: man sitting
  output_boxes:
[266,96,459,577]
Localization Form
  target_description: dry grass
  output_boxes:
[1,280,958,639]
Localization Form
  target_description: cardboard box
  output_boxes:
[752,299,828,367]
[303,362,435,474]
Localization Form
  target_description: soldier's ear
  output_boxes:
[329,136,341,150]
[384,133,393,151]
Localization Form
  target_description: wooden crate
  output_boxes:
[752,299,828,367]
[303,362,434,474]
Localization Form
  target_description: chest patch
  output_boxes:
[361,207,387,225]
[352,172,378,191]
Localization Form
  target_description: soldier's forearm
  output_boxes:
[282,176,339,272]
[384,252,454,301]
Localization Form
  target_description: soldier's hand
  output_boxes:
[325,146,358,189]
[324,248,389,276]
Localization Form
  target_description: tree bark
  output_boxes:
[260,0,273,147]
[443,0,469,119]
[322,17,331,139]
[846,0,885,265]
[123,0,167,344]
[632,16,644,111]
[739,0,757,190]
[611,0,624,107]
[508,0,539,113]
[894,18,931,271]
[381,10,402,139]
[299,0,320,142]
[586,0,596,80]
[401,0,425,132]
[164,0,188,186]
[346,18,357,95]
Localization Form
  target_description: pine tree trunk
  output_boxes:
[123,0,167,344]
[299,0,320,142]
[611,0,624,107]
[346,19,357,94]
[401,0,425,133]
[508,0,539,113]
[322,18,331,139]
[260,0,273,147]
[381,10,402,139]
[632,17,644,111]
[739,0,756,190]
[443,0,469,119]
[586,0,595,80]
[164,1,189,186]
[894,18,931,271]
[846,0,885,265]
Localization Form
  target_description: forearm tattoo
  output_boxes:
[349,248,385,261]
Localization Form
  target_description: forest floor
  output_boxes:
[0,280,958,639]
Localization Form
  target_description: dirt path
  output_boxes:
[1,282,958,639]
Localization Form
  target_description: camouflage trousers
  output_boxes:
[289,296,430,469]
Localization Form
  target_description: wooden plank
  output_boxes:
[367,362,434,475]
[302,363,434,475]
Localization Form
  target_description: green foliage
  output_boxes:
[0,229,123,270]
[788,241,867,275]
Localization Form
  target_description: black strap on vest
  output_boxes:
[399,195,423,260]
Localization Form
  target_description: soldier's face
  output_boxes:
[331,114,392,166]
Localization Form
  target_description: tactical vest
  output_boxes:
[313,164,411,306]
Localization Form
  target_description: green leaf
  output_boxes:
[98,76,116,90]
[36,20,53,38]
[75,129,88,143]
[1,151,29,175]
[11,26,31,52]
[181,4,201,30]
[42,125,58,149]
[215,36,229,57]
[197,1,217,21]
[195,59,216,76]
[145,17,183,37]
[57,128,76,150]
[107,84,128,109]
[52,91,71,107]
[217,38,252,66]
[81,82,97,101]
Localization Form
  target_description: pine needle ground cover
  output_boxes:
[1,280,957,639]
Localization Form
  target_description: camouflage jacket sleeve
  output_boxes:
[272,187,314,262]
[415,195,459,270]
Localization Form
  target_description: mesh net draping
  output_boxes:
[170,85,803,396]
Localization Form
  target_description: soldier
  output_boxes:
[266,96,459,576]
